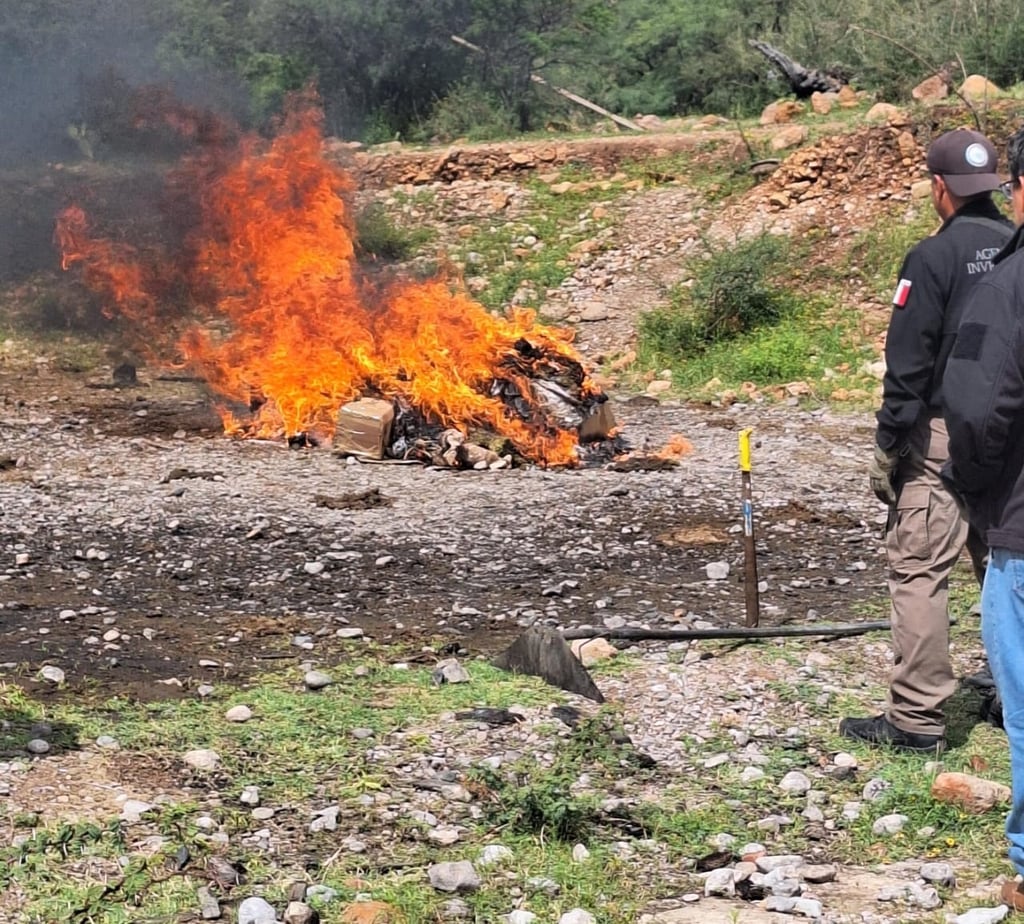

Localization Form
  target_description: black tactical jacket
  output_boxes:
[876,198,1013,452]
[944,222,1024,551]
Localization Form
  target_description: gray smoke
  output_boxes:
[0,1,246,282]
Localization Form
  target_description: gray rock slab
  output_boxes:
[428,860,481,893]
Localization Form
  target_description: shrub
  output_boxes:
[355,203,434,262]
[638,233,795,360]
[418,80,516,142]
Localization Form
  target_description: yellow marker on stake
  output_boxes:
[739,429,760,627]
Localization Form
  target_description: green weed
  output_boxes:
[638,233,796,360]
[844,206,939,301]
[355,202,436,262]
[455,179,616,312]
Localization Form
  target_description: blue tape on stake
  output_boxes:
[743,499,753,536]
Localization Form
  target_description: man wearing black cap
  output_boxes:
[944,124,1024,909]
[840,129,1013,753]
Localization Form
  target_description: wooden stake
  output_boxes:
[739,428,760,627]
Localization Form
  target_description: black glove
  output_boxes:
[868,444,900,506]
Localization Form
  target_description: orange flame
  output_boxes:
[54,92,601,465]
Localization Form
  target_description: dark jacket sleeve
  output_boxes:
[875,248,946,451]
[944,279,1024,495]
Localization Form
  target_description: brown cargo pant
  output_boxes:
[885,415,987,737]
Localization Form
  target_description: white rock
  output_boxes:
[428,826,462,846]
[919,862,955,886]
[703,868,736,897]
[779,771,811,794]
[572,844,590,862]
[432,658,471,685]
[558,911,597,924]
[121,799,153,821]
[428,860,481,893]
[705,561,730,580]
[237,896,278,924]
[953,908,1009,924]
[39,665,65,684]
[183,749,221,771]
[872,813,909,836]
[478,844,514,866]
[304,670,332,690]
[757,855,805,873]
[225,705,253,722]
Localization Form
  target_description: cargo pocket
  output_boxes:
[890,484,932,567]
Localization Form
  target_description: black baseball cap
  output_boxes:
[926,129,1000,197]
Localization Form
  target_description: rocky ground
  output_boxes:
[0,106,1017,923]
[0,348,1006,924]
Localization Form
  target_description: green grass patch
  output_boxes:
[620,145,756,201]
[639,295,872,400]
[455,178,616,312]
[844,206,939,302]
[634,231,878,403]
[355,201,437,262]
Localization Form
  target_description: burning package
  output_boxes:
[53,88,616,466]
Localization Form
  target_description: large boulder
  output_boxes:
[810,91,837,115]
[770,125,809,151]
[865,102,903,124]
[959,75,1002,99]
[760,100,805,125]
[912,74,949,103]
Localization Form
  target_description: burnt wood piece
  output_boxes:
[160,467,224,483]
[749,40,844,97]
[313,488,392,510]
[454,707,524,726]
[493,626,605,703]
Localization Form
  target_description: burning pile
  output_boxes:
[54,90,612,467]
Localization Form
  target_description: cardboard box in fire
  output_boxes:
[578,401,616,442]
[335,398,395,460]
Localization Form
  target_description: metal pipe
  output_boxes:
[561,621,895,642]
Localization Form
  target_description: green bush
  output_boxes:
[355,203,435,262]
[730,325,820,382]
[638,233,795,359]
[418,80,517,142]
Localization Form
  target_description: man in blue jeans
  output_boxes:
[944,124,1024,910]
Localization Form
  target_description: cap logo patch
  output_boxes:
[965,142,990,168]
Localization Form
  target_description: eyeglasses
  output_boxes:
[1000,180,1016,201]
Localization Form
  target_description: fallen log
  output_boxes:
[749,40,844,98]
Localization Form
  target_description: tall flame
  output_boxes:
[55,91,600,465]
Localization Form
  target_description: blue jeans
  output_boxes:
[982,548,1024,875]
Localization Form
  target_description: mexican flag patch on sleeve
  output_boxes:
[892,278,912,307]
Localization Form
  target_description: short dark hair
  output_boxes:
[1009,126,1024,181]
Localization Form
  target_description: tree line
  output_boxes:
[2,0,1021,149]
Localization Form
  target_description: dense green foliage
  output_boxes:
[639,234,797,358]
[1,0,1021,146]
